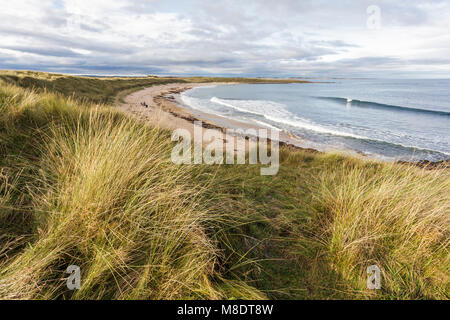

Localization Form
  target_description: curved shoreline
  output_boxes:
[117,82,321,154]
[117,83,449,169]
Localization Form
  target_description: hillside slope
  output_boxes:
[0,76,448,299]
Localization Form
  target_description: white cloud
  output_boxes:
[0,0,449,77]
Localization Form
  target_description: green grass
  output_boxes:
[205,153,449,299]
[0,73,448,300]
[0,83,266,299]
[0,70,308,105]
[0,71,180,105]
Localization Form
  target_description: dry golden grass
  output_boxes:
[310,159,450,298]
[0,84,265,299]
[0,82,448,300]
[0,70,65,81]
[204,151,449,299]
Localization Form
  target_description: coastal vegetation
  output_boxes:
[0,70,308,105]
[0,71,448,299]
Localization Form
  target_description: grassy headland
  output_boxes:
[0,70,308,105]
[0,71,448,299]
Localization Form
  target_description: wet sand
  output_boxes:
[116,83,449,169]
[117,83,317,153]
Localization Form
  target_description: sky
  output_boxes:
[1,0,450,78]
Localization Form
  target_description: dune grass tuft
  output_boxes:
[203,151,449,299]
[0,84,265,299]
[0,80,448,300]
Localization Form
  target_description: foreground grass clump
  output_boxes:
[206,151,449,299]
[0,83,264,299]
[311,160,449,299]
[0,80,448,300]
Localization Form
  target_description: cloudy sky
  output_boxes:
[1,0,450,77]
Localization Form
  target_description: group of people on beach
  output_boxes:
[140,102,148,108]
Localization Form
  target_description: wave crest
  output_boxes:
[210,97,366,139]
[318,96,450,117]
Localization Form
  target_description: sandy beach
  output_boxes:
[117,82,316,153]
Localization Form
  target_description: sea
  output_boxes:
[180,79,450,162]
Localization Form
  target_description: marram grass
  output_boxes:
[0,81,448,300]
[0,83,264,299]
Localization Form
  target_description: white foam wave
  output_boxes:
[211,97,291,118]
[264,115,368,139]
[250,119,281,131]
[210,97,367,139]
[180,94,213,113]
[182,92,450,158]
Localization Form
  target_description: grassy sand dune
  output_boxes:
[0,76,448,299]
[0,83,267,299]
[0,70,308,105]
[210,152,449,299]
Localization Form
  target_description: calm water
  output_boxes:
[181,79,450,161]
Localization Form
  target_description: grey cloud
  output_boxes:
[0,45,85,58]
[0,26,134,55]
[0,0,449,77]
